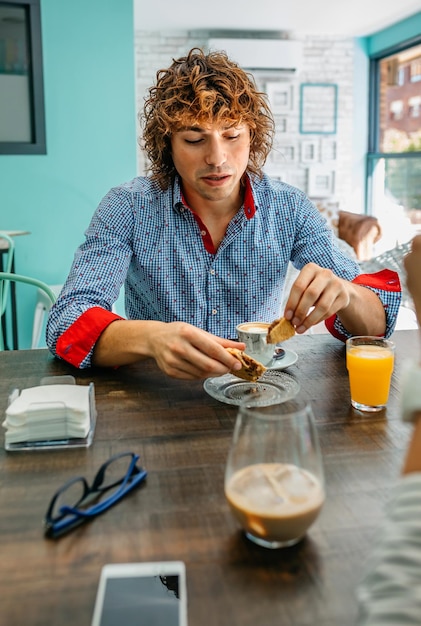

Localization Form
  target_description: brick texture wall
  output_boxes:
[135,30,357,213]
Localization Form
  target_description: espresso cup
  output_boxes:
[236,322,274,366]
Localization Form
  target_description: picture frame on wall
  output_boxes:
[266,82,293,113]
[273,115,288,134]
[265,143,296,178]
[0,0,46,154]
[300,140,318,164]
[299,83,338,134]
[320,138,337,162]
[272,143,296,164]
[307,166,335,197]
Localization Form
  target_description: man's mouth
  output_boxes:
[202,174,231,184]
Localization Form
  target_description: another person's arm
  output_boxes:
[402,413,421,474]
[402,234,421,478]
[356,235,421,625]
[356,413,421,626]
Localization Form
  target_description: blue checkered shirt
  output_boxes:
[47,174,401,367]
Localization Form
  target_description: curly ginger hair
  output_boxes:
[141,48,275,189]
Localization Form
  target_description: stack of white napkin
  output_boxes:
[2,384,92,445]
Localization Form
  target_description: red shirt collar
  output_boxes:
[180,175,256,254]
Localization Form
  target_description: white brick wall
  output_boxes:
[135,30,359,213]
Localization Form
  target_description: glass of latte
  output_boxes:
[224,395,325,549]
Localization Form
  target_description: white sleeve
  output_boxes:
[356,473,421,625]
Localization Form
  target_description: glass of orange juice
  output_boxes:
[346,336,395,412]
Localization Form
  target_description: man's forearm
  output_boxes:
[92,319,158,367]
[337,283,386,337]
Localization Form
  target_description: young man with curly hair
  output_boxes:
[47,48,401,379]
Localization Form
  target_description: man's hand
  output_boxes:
[404,235,421,328]
[145,322,245,379]
[93,319,245,380]
[283,262,386,336]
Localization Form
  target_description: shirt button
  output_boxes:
[201,230,207,236]
[212,309,218,315]
[210,269,215,275]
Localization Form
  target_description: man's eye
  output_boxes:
[184,138,203,144]
[226,135,240,140]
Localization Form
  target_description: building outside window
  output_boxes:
[368,40,421,251]
[410,59,421,82]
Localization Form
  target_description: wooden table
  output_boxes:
[0,330,418,626]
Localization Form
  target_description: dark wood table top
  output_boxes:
[0,330,419,626]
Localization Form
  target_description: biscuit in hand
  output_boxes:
[267,317,295,344]
[226,348,267,382]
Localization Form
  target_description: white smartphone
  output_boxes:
[91,561,187,626]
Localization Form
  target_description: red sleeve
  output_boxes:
[325,269,401,341]
[56,307,123,367]
[351,269,401,292]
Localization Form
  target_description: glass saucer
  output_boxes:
[203,370,300,406]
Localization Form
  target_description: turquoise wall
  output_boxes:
[0,0,137,348]
[366,11,421,55]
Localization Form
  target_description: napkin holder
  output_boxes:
[3,375,97,452]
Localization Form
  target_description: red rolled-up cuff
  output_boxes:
[56,307,123,367]
[351,268,401,292]
[325,269,401,341]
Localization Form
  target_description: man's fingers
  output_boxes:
[285,264,350,331]
[152,324,246,379]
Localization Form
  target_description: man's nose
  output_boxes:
[205,138,226,167]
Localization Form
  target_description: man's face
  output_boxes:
[170,121,251,208]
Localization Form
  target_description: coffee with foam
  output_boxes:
[225,462,324,544]
[236,322,273,365]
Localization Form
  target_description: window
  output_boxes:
[390,100,403,120]
[367,39,421,247]
[410,59,421,83]
[409,96,421,118]
[0,0,46,154]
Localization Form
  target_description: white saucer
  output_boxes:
[203,370,300,406]
[262,348,298,370]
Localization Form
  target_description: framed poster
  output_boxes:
[265,142,296,177]
[300,83,338,134]
[266,82,293,113]
[320,138,337,162]
[300,140,318,163]
[308,166,335,197]
[0,0,46,154]
[273,115,288,134]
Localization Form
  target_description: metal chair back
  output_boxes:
[0,233,15,319]
[0,271,57,351]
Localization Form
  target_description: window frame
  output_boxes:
[366,35,421,212]
[0,0,46,155]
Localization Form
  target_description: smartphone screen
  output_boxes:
[91,563,187,626]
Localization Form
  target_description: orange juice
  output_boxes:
[346,344,394,409]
